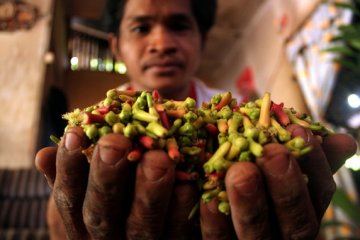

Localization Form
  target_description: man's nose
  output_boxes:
[148,26,177,55]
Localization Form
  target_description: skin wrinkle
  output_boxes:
[127,213,161,240]
[235,206,269,240]
[83,191,125,239]
[56,138,89,186]
[287,211,319,239]
[273,187,304,210]
[53,188,81,211]
[53,189,88,240]
[83,209,115,240]
[54,146,88,211]
[289,222,319,240]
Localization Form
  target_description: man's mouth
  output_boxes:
[143,59,185,73]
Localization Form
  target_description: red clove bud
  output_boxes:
[270,102,290,126]
[82,112,106,124]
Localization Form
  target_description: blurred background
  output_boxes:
[0,0,360,239]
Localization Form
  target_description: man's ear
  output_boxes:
[108,33,122,60]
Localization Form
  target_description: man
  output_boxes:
[35,0,357,239]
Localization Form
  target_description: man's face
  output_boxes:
[115,0,202,95]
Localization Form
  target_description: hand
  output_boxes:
[37,125,357,240]
[200,124,357,239]
[36,127,200,240]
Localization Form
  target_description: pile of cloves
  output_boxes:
[53,89,332,216]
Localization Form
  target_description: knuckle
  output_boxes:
[275,191,302,210]
[126,215,160,240]
[239,207,266,226]
[288,221,319,240]
[83,210,110,239]
[53,188,80,212]
[82,187,124,237]
[126,196,168,239]
[90,181,121,200]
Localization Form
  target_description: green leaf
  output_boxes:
[323,46,354,56]
[330,35,345,42]
[339,25,360,40]
[332,188,360,225]
[334,58,357,70]
[334,2,355,10]
[335,2,360,16]
[350,39,360,50]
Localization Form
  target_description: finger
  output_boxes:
[165,183,200,240]
[35,146,57,188]
[47,193,66,240]
[200,198,234,240]
[225,162,272,239]
[321,133,357,173]
[82,133,133,239]
[126,150,175,240]
[287,125,336,219]
[53,127,90,239]
[257,144,319,239]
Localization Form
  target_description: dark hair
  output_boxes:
[102,0,217,38]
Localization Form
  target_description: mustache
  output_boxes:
[143,58,185,70]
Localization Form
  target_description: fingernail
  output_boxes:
[234,173,259,196]
[64,131,82,151]
[143,162,167,181]
[98,144,125,165]
[263,153,291,177]
[206,200,220,214]
[292,127,311,143]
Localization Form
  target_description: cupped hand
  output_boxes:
[200,124,357,240]
[36,125,357,240]
[35,127,199,240]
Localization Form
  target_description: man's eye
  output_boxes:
[169,22,191,32]
[132,25,150,33]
